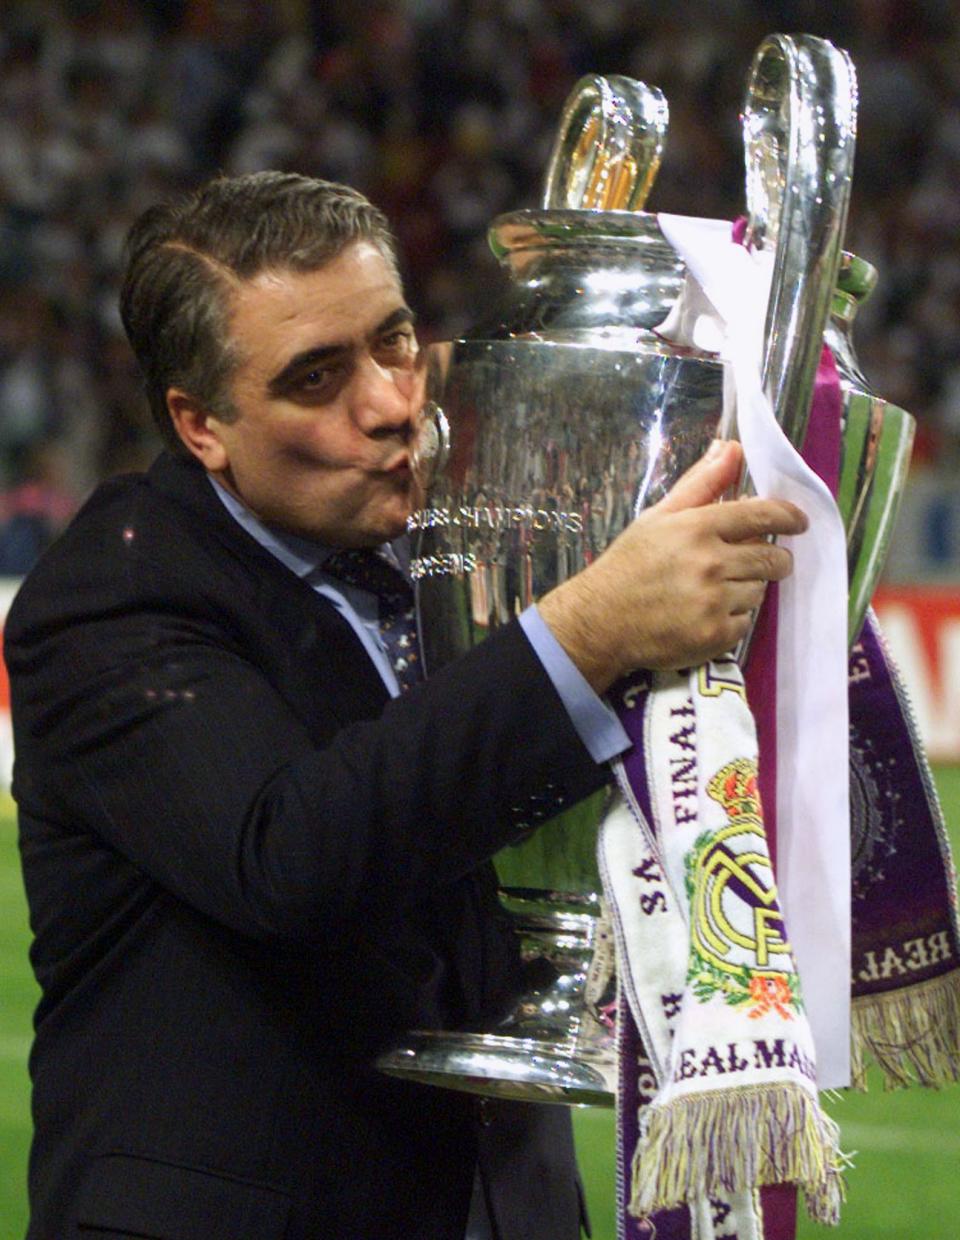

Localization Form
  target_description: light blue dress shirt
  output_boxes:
[210,478,629,765]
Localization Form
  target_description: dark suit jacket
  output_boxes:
[6,452,610,1239]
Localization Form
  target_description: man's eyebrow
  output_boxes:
[376,306,416,335]
[266,306,416,396]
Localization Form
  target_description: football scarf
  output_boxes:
[599,218,959,1238]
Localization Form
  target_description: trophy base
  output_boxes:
[376,1030,615,1107]
[377,891,617,1107]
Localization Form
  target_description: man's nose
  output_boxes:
[352,356,416,437]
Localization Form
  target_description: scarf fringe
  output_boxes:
[851,970,960,1090]
[629,1082,846,1226]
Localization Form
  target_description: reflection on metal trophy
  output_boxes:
[379,36,912,1105]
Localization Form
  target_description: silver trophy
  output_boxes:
[380,35,913,1106]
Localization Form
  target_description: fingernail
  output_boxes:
[705,439,727,462]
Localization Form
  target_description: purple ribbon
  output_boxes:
[613,343,845,1240]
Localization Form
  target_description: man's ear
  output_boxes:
[166,389,230,472]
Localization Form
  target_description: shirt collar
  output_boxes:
[207,475,402,578]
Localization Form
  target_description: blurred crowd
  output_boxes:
[1,0,958,571]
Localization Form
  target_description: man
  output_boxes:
[5,172,804,1238]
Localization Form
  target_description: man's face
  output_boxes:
[195,241,423,547]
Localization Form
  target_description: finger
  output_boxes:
[711,497,808,542]
[697,611,755,664]
[723,541,794,583]
[655,440,743,515]
[725,579,768,615]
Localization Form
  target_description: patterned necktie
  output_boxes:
[323,548,422,692]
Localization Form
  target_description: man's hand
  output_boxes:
[537,440,807,694]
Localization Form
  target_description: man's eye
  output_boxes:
[283,365,346,404]
[380,329,416,353]
[299,367,335,390]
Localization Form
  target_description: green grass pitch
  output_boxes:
[1,776,958,1238]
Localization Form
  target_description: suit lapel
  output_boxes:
[147,452,389,728]
[261,581,389,726]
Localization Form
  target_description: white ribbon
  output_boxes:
[656,214,851,1088]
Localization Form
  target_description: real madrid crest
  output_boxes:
[686,759,802,1019]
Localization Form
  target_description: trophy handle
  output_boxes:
[829,254,916,645]
[743,34,858,448]
[411,401,451,485]
[541,73,668,212]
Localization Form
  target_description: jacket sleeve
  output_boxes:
[7,547,610,947]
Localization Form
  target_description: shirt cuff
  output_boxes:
[518,605,631,765]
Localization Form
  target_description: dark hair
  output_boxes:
[119,171,399,452]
